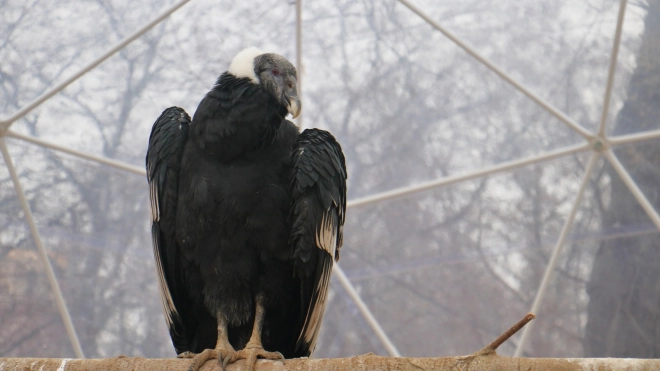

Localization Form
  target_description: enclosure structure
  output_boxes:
[1,0,659,360]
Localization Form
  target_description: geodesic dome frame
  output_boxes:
[1,0,658,360]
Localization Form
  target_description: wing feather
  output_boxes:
[146,106,191,353]
[289,128,347,357]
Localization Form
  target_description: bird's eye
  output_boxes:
[271,68,280,76]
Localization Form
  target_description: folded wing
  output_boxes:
[289,128,347,357]
[146,106,192,354]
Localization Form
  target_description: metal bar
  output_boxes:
[608,128,660,146]
[348,142,590,209]
[11,134,591,211]
[598,0,628,137]
[334,264,401,356]
[295,0,304,130]
[0,0,191,132]
[605,149,660,230]
[514,151,600,357]
[0,138,85,358]
[397,0,594,140]
[5,131,146,176]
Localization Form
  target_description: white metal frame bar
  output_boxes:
[0,0,191,133]
[334,265,401,356]
[605,149,660,230]
[609,128,660,145]
[348,142,590,209]
[0,138,85,358]
[5,130,146,175]
[397,0,593,139]
[513,152,600,356]
[598,0,628,137]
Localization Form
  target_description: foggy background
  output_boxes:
[1,0,659,359]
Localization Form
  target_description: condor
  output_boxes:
[146,47,347,371]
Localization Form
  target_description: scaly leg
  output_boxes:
[186,314,238,371]
[225,295,285,371]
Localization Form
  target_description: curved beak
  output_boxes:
[287,95,301,119]
[284,81,301,119]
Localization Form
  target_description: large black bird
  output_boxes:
[146,47,346,371]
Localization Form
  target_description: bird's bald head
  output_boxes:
[227,47,301,119]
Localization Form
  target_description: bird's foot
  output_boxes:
[228,344,284,371]
[185,346,238,371]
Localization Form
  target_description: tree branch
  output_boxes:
[474,312,535,355]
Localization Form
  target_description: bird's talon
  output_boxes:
[235,346,286,371]
[219,351,238,371]
[186,348,238,371]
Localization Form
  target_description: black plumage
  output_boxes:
[146,48,346,370]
